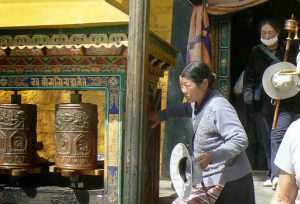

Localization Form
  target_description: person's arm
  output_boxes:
[270,170,298,204]
[243,47,257,90]
[157,102,192,121]
[206,98,248,163]
[271,120,299,204]
[148,102,192,128]
[243,47,257,104]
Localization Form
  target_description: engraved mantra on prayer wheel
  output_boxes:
[55,103,98,170]
[0,104,37,168]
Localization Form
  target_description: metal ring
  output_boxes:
[271,98,276,106]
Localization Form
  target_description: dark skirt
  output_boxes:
[216,173,255,204]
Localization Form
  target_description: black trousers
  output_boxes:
[216,173,255,204]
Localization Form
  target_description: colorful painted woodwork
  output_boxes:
[0,30,177,203]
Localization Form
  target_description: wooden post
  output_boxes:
[123,0,150,203]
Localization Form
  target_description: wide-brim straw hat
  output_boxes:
[262,62,299,100]
[170,143,203,199]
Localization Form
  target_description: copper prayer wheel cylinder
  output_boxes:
[55,102,98,170]
[0,104,37,169]
[284,18,298,32]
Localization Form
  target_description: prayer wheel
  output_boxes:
[55,93,98,170]
[284,17,298,32]
[0,94,37,169]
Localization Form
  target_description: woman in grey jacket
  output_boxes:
[150,61,254,203]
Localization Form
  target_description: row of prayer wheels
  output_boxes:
[0,92,98,170]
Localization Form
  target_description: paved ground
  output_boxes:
[159,171,274,204]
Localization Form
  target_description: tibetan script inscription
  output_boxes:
[0,76,121,89]
[0,108,25,129]
[39,77,87,87]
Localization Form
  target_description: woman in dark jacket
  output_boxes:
[243,18,298,189]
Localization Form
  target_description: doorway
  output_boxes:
[230,0,300,170]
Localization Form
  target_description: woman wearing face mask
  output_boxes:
[243,18,299,190]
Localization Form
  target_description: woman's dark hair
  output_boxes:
[259,18,281,33]
[181,61,216,89]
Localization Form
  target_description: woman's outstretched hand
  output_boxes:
[148,111,161,129]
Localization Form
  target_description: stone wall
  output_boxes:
[115,0,174,43]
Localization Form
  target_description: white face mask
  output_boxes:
[261,35,278,47]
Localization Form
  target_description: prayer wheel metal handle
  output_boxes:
[273,16,298,130]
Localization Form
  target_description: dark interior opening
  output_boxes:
[230,0,300,95]
[230,0,300,170]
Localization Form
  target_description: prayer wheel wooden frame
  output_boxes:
[0,28,176,202]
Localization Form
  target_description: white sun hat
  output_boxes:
[262,62,299,100]
[170,143,203,199]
